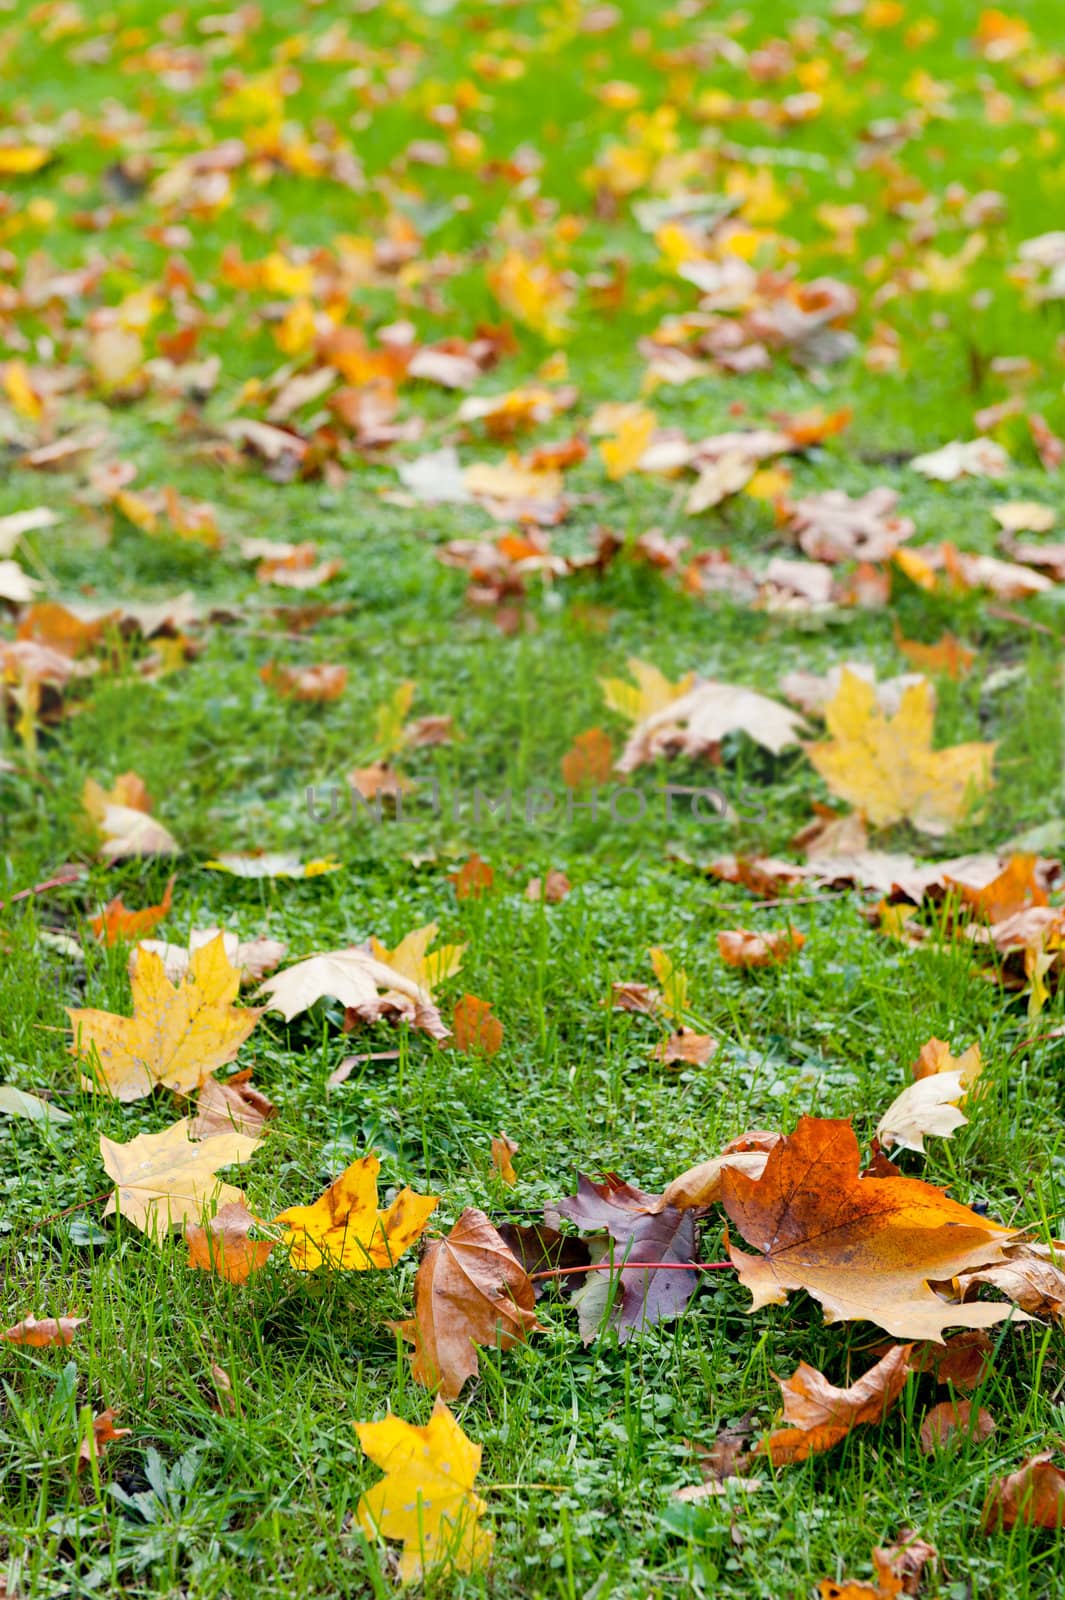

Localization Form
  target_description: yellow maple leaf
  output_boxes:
[100,1117,260,1237]
[355,1399,493,1582]
[600,656,695,724]
[68,934,260,1102]
[599,408,656,480]
[370,922,466,996]
[804,669,994,835]
[274,1154,437,1271]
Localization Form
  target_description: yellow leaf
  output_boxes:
[355,1399,493,1581]
[100,1117,260,1237]
[804,670,994,835]
[600,656,694,724]
[648,947,688,1023]
[3,360,43,420]
[374,679,416,757]
[370,923,466,996]
[274,1153,437,1271]
[0,146,51,175]
[68,934,260,1102]
[599,408,656,480]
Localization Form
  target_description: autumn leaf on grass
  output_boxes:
[69,934,260,1101]
[875,1039,982,1154]
[355,1399,493,1581]
[648,947,688,1022]
[945,854,1047,923]
[77,1410,131,1472]
[396,1208,538,1397]
[186,1201,275,1285]
[656,1131,779,1213]
[490,1134,518,1185]
[894,629,975,681]
[614,677,806,773]
[600,657,694,725]
[448,853,494,900]
[804,670,994,835]
[274,1154,437,1272]
[652,1027,717,1066]
[259,661,348,702]
[90,875,175,944]
[919,1398,995,1454]
[561,727,613,787]
[557,1175,701,1344]
[954,1239,1065,1321]
[191,1070,276,1139]
[100,1118,260,1237]
[496,1222,591,1296]
[257,946,448,1040]
[983,1452,1065,1530]
[718,927,804,968]
[2,1315,85,1347]
[599,407,656,480]
[452,994,503,1056]
[369,922,466,995]
[83,772,179,860]
[758,1345,913,1465]
[721,1116,1019,1340]
[819,1548,908,1600]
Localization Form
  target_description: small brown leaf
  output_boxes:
[983,1451,1065,1530]
[718,927,805,967]
[524,869,571,903]
[453,994,503,1056]
[448,854,494,899]
[652,1028,718,1066]
[191,1070,276,1140]
[491,1133,518,1185]
[919,1398,995,1454]
[560,727,613,787]
[759,1346,913,1465]
[77,1409,131,1471]
[186,1201,275,1285]
[2,1314,85,1347]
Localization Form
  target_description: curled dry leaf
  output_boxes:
[396,1208,539,1397]
[652,1028,717,1066]
[875,1041,982,1154]
[759,1345,913,1465]
[903,1329,993,1391]
[355,1399,493,1581]
[524,869,571,903]
[452,994,503,1056]
[983,1452,1065,1531]
[496,1221,591,1296]
[955,1240,1065,1321]
[616,678,806,773]
[258,946,448,1041]
[137,927,287,987]
[69,933,261,1101]
[77,1409,132,1472]
[191,1070,276,1140]
[718,927,805,968]
[186,1200,275,1285]
[721,1116,1020,1340]
[490,1133,518,1185]
[919,1398,995,1454]
[274,1153,437,1272]
[90,875,174,945]
[2,1315,85,1347]
[656,1132,779,1213]
[259,661,348,702]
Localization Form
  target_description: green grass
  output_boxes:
[2,0,1065,1594]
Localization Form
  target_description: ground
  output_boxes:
[1,0,1065,1596]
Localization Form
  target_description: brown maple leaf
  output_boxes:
[186,1200,275,1285]
[759,1345,913,1465]
[452,994,503,1056]
[983,1452,1065,1530]
[721,1116,1019,1339]
[919,1398,994,1454]
[396,1208,539,1397]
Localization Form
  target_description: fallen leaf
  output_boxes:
[77,1410,131,1472]
[274,1153,437,1271]
[759,1345,913,1465]
[396,1208,538,1396]
[491,1133,518,1185]
[657,1133,779,1212]
[100,1117,261,1236]
[1,1315,85,1347]
[875,1041,982,1153]
[191,1070,276,1139]
[600,657,694,725]
[495,1221,591,1295]
[355,1399,494,1580]
[652,1029,718,1065]
[90,876,175,944]
[69,934,260,1101]
[910,437,1010,480]
[894,630,975,680]
[919,1398,995,1453]
[561,727,614,786]
[259,661,348,701]
[186,1200,275,1285]
[524,869,571,902]
[818,1549,904,1600]
[804,669,995,835]
[0,1085,73,1124]
[955,1239,1065,1321]
[983,1452,1065,1530]
[448,854,494,899]
[718,926,805,968]
[369,923,466,994]
[137,928,287,987]
[257,946,447,1040]
[721,1116,1019,1339]
[452,994,503,1056]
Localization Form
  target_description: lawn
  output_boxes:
[2,0,1065,1595]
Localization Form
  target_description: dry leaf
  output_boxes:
[274,1154,437,1271]
[191,1070,276,1140]
[617,679,806,772]
[804,669,995,835]
[561,727,613,787]
[875,1041,982,1153]
[77,1409,131,1472]
[90,876,175,945]
[101,1118,260,1236]
[759,1345,913,1465]
[721,1116,1019,1339]
[955,1240,1065,1321]
[718,927,805,967]
[652,1029,718,1066]
[355,1399,493,1580]
[983,1452,1065,1530]
[919,1398,994,1453]
[448,854,494,899]
[186,1200,275,1284]
[491,1133,518,1185]
[69,934,260,1101]
[258,946,448,1040]
[452,994,503,1056]
[2,1315,85,1347]
[396,1208,538,1396]
[524,869,571,902]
